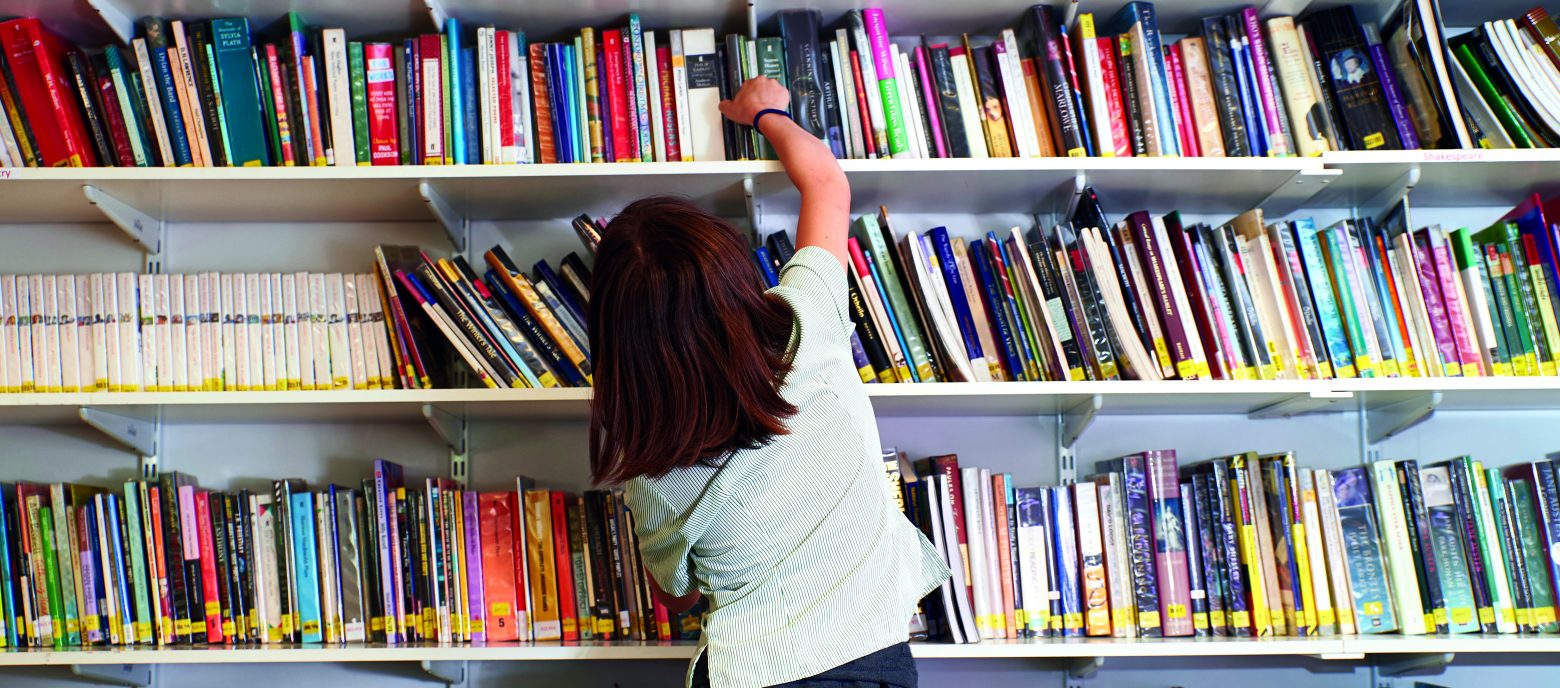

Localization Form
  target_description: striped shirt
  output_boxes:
[624,246,950,688]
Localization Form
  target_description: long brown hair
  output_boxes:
[588,196,796,485]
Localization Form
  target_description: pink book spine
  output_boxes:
[1097,37,1131,157]
[1411,235,1461,374]
[1240,8,1289,155]
[1146,449,1194,636]
[864,9,895,79]
[1434,233,1482,374]
[1167,44,1200,157]
[463,491,486,643]
[914,46,948,158]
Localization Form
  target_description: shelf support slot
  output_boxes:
[79,407,161,459]
[744,176,764,243]
[85,0,136,44]
[69,664,153,688]
[1057,394,1101,485]
[1066,656,1103,679]
[83,185,163,259]
[1248,390,1353,420]
[422,405,468,486]
[419,182,468,254]
[1374,652,1454,678]
[1366,392,1440,444]
[418,659,467,688]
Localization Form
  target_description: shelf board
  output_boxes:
[9,635,1560,666]
[1311,149,1560,210]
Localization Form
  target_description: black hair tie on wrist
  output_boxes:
[752,108,791,135]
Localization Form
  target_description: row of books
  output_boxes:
[0,460,704,648]
[7,2,1560,170]
[0,239,597,393]
[820,188,1560,384]
[902,450,1560,642]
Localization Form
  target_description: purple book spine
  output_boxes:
[1367,42,1419,149]
[80,500,102,644]
[1146,449,1194,636]
[464,491,486,643]
[1411,236,1460,373]
[1240,8,1290,155]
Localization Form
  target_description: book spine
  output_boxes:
[863,9,908,157]
[1370,461,1426,634]
[1331,468,1397,632]
[1366,39,1418,150]
[1074,482,1109,636]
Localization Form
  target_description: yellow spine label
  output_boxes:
[1193,613,1209,630]
[1138,610,1161,629]
[1153,338,1172,369]
[1494,362,1513,376]
[1478,607,1495,624]
[174,619,191,636]
[1111,607,1133,632]
[1175,359,1198,380]
[1317,608,1336,627]
[191,620,206,635]
[1317,361,1334,379]
[1450,607,1474,624]
[1210,610,1227,628]
[1232,610,1251,629]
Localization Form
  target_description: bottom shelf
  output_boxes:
[5,634,1560,665]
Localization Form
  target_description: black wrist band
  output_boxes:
[752,108,791,134]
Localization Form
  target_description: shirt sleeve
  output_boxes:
[774,245,852,341]
[623,478,697,598]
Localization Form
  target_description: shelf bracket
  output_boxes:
[1066,656,1103,679]
[419,182,468,254]
[1374,652,1454,678]
[1366,392,1440,444]
[1359,166,1421,219]
[1062,171,1087,224]
[69,664,153,687]
[1248,390,1354,420]
[424,0,449,27]
[1056,394,1101,485]
[85,0,137,44]
[79,407,160,458]
[422,405,468,486]
[83,185,163,258]
[1310,652,1366,661]
[744,176,764,243]
[418,659,467,688]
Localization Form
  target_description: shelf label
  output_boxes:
[0,169,11,179]
[1420,150,1489,163]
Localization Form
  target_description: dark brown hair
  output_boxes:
[588,196,796,485]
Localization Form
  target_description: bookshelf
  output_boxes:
[6,1,1560,688]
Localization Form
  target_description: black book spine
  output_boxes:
[817,35,845,158]
[1396,462,1445,633]
[715,44,738,160]
[777,10,830,149]
[1115,36,1147,156]
[188,23,229,166]
[1304,7,1402,151]
[1445,461,1498,633]
[208,492,235,642]
[602,492,630,637]
[309,31,334,164]
[928,44,970,157]
[1024,225,1088,377]
[1191,473,1228,636]
[271,480,297,643]
[415,264,518,387]
[1201,19,1251,156]
[1058,224,1119,380]
[355,482,381,641]
[482,271,581,387]
[582,493,615,640]
[1211,224,1273,372]
[1302,26,1349,151]
[230,491,253,643]
[0,51,42,166]
[846,276,894,381]
[1021,5,1086,155]
[396,490,418,641]
[159,475,191,644]
[1495,478,1537,633]
[273,44,308,166]
[722,34,750,161]
[64,51,115,167]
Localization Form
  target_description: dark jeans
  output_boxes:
[690,642,917,688]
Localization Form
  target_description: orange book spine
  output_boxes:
[992,475,1018,638]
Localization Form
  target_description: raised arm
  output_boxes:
[719,77,851,267]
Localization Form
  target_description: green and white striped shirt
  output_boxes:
[624,246,950,688]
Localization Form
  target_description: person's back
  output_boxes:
[588,78,948,688]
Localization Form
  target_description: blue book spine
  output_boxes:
[462,47,480,164]
[1295,219,1356,376]
[290,492,323,643]
[562,44,581,164]
[992,234,1041,379]
[1107,3,1179,156]
[848,331,874,381]
[445,18,466,164]
[543,44,566,163]
[1512,206,1560,325]
[405,40,420,165]
[754,248,780,288]
[150,46,194,166]
[534,260,586,326]
[1120,455,1162,637]
[107,494,133,641]
[1535,463,1560,615]
[1263,459,1309,635]
[1050,486,1083,637]
[1209,460,1251,636]
[0,486,16,648]
[1229,36,1266,156]
[628,14,652,161]
[970,240,1022,380]
[78,497,102,644]
[327,486,345,624]
[1332,467,1398,633]
[485,270,587,387]
[862,246,917,382]
[929,227,984,364]
[210,18,267,166]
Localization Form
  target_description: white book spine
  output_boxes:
[122,273,142,391]
[948,51,987,157]
[669,30,693,164]
[909,235,975,381]
[233,274,250,390]
[131,39,175,166]
[1370,461,1427,635]
[282,273,303,390]
[645,31,667,163]
[245,273,265,391]
[922,476,963,643]
[0,102,18,165]
[1074,481,1107,636]
[33,275,56,392]
[680,29,724,162]
[268,273,285,390]
[0,275,12,393]
[960,467,993,639]
[165,274,185,390]
[326,273,352,389]
[183,273,202,392]
[1097,480,1133,637]
[851,21,887,154]
[484,29,502,165]
[294,272,315,391]
[1079,28,1114,157]
[994,31,1035,158]
[17,275,34,392]
[309,274,331,390]
[58,275,80,393]
[1471,466,1520,633]
[202,272,219,390]
[344,273,369,390]
[1298,468,1336,633]
[508,31,533,164]
[1015,489,1046,637]
[315,493,339,640]
[1313,469,1358,635]
[893,47,927,159]
[88,274,108,391]
[477,28,494,165]
[979,468,1004,637]
[359,274,391,389]
[151,274,171,390]
[830,35,862,159]
[323,29,355,168]
[252,495,280,644]
[220,274,237,390]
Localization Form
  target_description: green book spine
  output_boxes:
[1321,228,1374,377]
[1499,245,1540,375]
[1489,223,1554,373]
[38,506,65,647]
[1506,478,1560,632]
[1420,465,1480,633]
[1488,468,1536,631]
[1452,43,1537,148]
[997,238,1043,381]
[755,37,786,160]
[48,488,80,646]
[102,46,150,166]
[1453,227,1512,374]
[255,48,283,167]
[442,35,454,164]
[122,483,153,644]
[210,17,267,166]
[349,42,371,165]
[854,215,935,382]
[205,43,235,166]
[1485,243,1536,375]
[1468,460,1519,632]
[1295,220,1356,377]
[24,495,51,645]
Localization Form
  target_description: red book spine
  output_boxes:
[650,582,670,639]
[850,50,877,158]
[992,474,1017,638]
[417,35,444,165]
[528,42,555,164]
[478,493,520,642]
[1168,44,1200,157]
[95,72,136,166]
[509,492,528,636]
[365,43,400,165]
[1096,37,1130,157]
[602,31,630,161]
[302,57,327,165]
[495,31,515,162]
[1146,450,1194,636]
[0,19,93,166]
[549,492,578,641]
[619,37,639,161]
[264,45,295,167]
[148,486,173,644]
[656,45,680,161]
[193,490,224,643]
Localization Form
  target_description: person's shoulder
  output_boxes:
[772,245,851,342]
